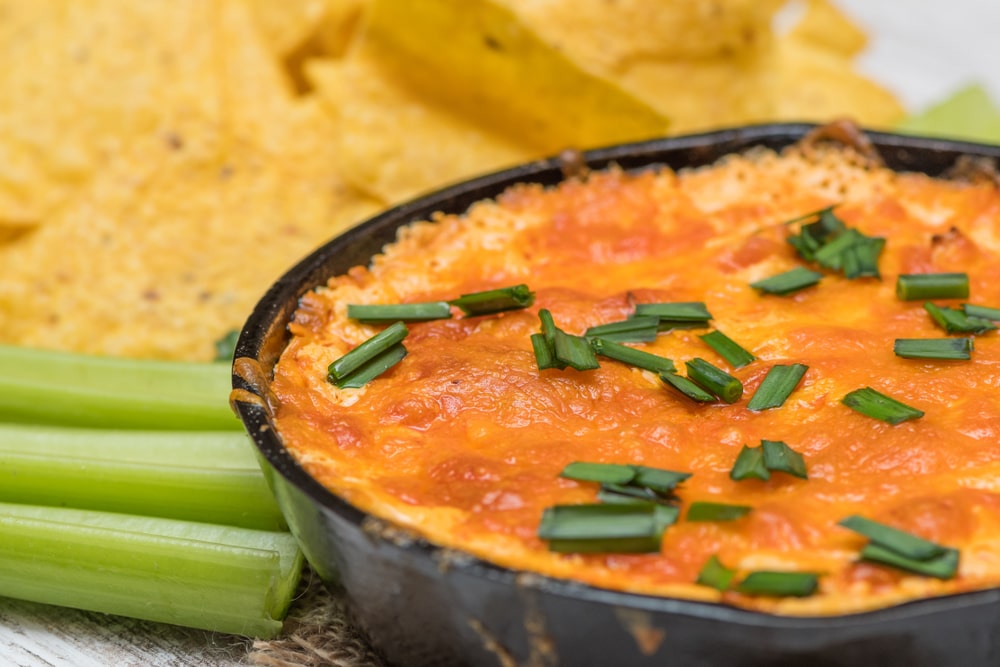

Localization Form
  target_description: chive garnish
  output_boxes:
[696,554,737,591]
[963,303,1000,321]
[761,439,808,479]
[838,515,944,560]
[735,571,819,597]
[893,337,973,360]
[327,322,409,388]
[346,301,452,323]
[659,372,716,403]
[924,302,996,334]
[730,444,770,481]
[841,387,924,424]
[860,543,960,579]
[896,273,969,300]
[685,358,743,404]
[530,333,560,370]
[750,267,823,295]
[560,462,637,485]
[785,206,884,278]
[534,309,600,371]
[584,316,659,343]
[633,302,712,322]
[686,501,752,522]
[449,284,535,316]
[746,363,808,411]
[537,503,664,553]
[631,466,692,493]
[698,330,755,369]
[590,338,676,374]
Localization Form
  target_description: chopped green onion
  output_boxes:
[896,273,969,300]
[0,345,238,431]
[553,330,601,371]
[698,330,756,368]
[730,444,770,481]
[631,466,692,493]
[0,502,302,638]
[590,337,675,374]
[785,207,884,279]
[660,372,716,403]
[859,543,959,579]
[537,503,664,553]
[761,439,808,479]
[838,515,945,561]
[735,571,819,597]
[686,501,752,522]
[539,309,558,344]
[584,316,659,343]
[327,321,409,386]
[598,484,666,505]
[750,267,823,295]
[841,387,924,424]
[530,333,561,370]
[964,303,1000,321]
[346,302,452,323]
[696,554,737,591]
[841,237,886,279]
[746,363,808,411]
[449,284,535,315]
[560,461,636,485]
[331,343,407,389]
[894,337,974,360]
[0,424,285,531]
[633,301,713,322]
[924,302,996,334]
[685,358,743,404]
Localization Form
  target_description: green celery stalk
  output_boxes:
[0,502,302,638]
[0,423,285,530]
[0,344,239,430]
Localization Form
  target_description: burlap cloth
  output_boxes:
[248,565,386,667]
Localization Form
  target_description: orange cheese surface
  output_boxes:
[271,143,1000,614]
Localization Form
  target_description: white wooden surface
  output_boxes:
[2,2,998,665]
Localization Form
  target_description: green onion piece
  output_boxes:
[696,554,737,591]
[631,466,692,493]
[590,337,676,374]
[896,273,969,300]
[0,502,302,638]
[0,424,285,531]
[735,571,819,597]
[559,461,636,485]
[686,501,752,522]
[685,358,743,404]
[841,387,924,424]
[539,309,558,344]
[964,303,1000,321]
[584,316,659,343]
[924,302,997,334]
[449,284,535,315]
[633,301,713,322]
[327,321,409,382]
[730,445,770,481]
[531,333,562,370]
[598,484,666,505]
[0,344,238,431]
[331,343,408,389]
[841,237,886,279]
[859,543,959,580]
[894,337,974,360]
[750,267,823,296]
[653,504,682,532]
[659,371,717,403]
[553,330,601,371]
[346,302,452,323]
[746,363,808,411]
[537,503,663,553]
[698,330,756,369]
[213,330,240,362]
[838,515,945,561]
[761,439,808,479]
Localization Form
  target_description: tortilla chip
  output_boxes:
[783,0,868,58]
[242,0,331,58]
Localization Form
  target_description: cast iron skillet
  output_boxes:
[232,123,1000,667]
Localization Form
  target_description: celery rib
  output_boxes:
[0,503,302,638]
[0,344,239,430]
[0,424,285,530]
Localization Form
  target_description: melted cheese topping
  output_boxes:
[271,144,1000,615]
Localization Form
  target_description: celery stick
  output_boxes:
[0,424,285,530]
[0,344,239,430]
[0,503,302,638]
